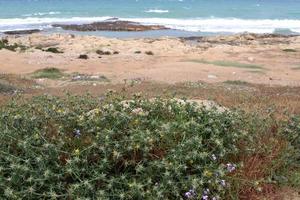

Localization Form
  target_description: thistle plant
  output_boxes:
[0,93,247,199]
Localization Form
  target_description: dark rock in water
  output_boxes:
[3,29,41,35]
[52,20,169,32]
[78,54,89,59]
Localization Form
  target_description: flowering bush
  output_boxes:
[0,93,248,199]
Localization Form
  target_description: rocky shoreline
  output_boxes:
[52,20,169,32]
[3,29,41,35]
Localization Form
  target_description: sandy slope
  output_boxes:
[1,33,300,86]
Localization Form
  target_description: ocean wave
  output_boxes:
[1,16,300,33]
[22,11,61,17]
[144,9,169,13]
[122,17,300,33]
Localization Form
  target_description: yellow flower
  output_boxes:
[74,149,80,156]
[204,170,212,177]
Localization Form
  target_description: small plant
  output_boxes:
[145,51,154,55]
[96,50,111,55]
[223,80,250,85]
[31,67,65,79]
[134,50,142,54]
[0,39,28,52]
[78,54,89,59]
[282,49,297,53]
[44,47,64,53]
[0,82,16,93]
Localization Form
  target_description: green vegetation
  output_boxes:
[223,80,250,85]
[44,47,64,54]
[31,67,65,79]
[282,49,297,53]
[0,39,28,52]
[0,93,298,199]
[96,50,112,55]
[186,59,264,69]
[0,82,16,93]
[36,47,64,53]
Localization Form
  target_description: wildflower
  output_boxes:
[220,180,226,187]
[202,195,208,200]
[132,108,148,116]
[226,163,236,173]
[184,189,196,199]
[74,129,81,137]
[74,149,80,156]
[212,154,217,161]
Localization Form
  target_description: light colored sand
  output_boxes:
[1,33,300,86]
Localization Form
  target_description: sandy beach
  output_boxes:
[1,33,300,87]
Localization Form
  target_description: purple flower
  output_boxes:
[185,189,196,199]
[226,163,236,173]
[74,129,81,138]
[202,195,208,200]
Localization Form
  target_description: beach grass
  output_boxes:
[283,48,297,53]
[223,80,250,85]
[31,67,65,79]
[186,59,264,69]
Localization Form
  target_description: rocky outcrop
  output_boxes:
[3,29,41,35]
[181,33,299,46]
[52,20,169,32]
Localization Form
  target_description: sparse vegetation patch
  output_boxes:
[31,67,65,79]
[186,59,264,69]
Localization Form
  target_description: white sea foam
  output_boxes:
[121,17,300,33]
[1,16,300,34]
[22,11,61,17]
[145,9,169,13]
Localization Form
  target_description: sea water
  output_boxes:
[0,0,300,35]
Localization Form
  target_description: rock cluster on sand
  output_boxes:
[52,20,169,32]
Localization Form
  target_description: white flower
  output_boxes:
[132,108,148,116]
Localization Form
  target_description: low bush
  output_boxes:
[0,39,28,52]
[31,67,65,79]
[44,47,64,54]
[0,93,250,199]
[0,93,298,199]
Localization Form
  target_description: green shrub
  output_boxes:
[0,93,248,199]
[223,80,249,85]
[0,82,16,93]
[282,49,297,53]
[31,67,65,79]
[0,39,28,52]
[44,47,64,54]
